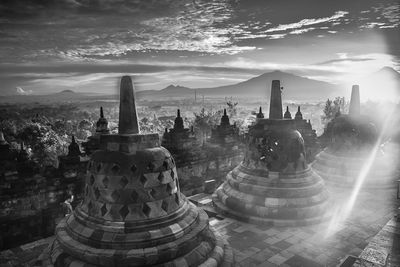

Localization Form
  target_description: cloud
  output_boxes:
[289,27,316,35]
[15,86,32,95]
[264,11,348,33]
[316,58,374,65]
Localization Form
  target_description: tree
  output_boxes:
[321,97,346,128]
[226,98,238,117]
[17,122,67,167]
[193,108,222,144]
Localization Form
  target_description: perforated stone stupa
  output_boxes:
[312,85,399,188]
[213,80,330,226]
[41,76,233,266]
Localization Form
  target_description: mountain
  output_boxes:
[137,71,339,101]
[196,70,338,100]
[340,66,400,101]
[136,85,192,98]
[0,89,108,103]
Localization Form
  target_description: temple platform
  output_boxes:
[312,147,399,189]
[2,184,399,267]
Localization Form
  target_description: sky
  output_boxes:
[0,0,399,95]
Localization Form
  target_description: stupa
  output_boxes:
[210,109,239,145]
[41,76,233,266]
[161,109,203,162]
[213,80,330,226]
[82,107,110,155]
[312,85,398,188]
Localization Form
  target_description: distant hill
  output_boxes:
[2,68,398,103]
[136,85,192,98]
[337,66,400,101]
[137,70,339,101]
[196,70,338,100]
[0,89,109,104]
[58,89,75,94]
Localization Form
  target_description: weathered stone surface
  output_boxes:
[313,85,399,188]
[269,80,283,119]
[42,76,233,266]
[213,80,330,226]
[349,85,360,117]
[118,76,139,134]
[312,148,398,189]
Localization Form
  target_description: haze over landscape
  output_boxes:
[1,0,399,101]
[2,1,400,266]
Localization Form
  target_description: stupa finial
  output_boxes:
[269,80,283,119]
[100,106,104,118]
[284,106,292,119]
[256,106,264,119]
[295,106,303,120]
[118,76,140,134]
[349,85,360,117]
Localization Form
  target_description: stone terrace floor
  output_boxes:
[0,184,399,267]
[207,185,400,267]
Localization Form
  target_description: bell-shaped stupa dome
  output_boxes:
[312,85,399,188]
[213,80,330,226]
[42,76,233,266]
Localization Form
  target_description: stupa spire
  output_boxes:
[284,106,292,119]
[174,109,184,130]
[221,108,230,126]
[256,106,264,119]
[118,76,140,134]
[349,85,360,117]
[269,80,283,119]
[100,106,104,118]
[295,106,303,120]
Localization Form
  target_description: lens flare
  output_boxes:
[324,103,398,238]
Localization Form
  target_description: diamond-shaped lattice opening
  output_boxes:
[166,183,173,194]
[170,169,175,179]
[139,175,147,185]
[175,193,180,205]
[142,203,151,217]
[130,164,137,173]
[119,205,129,220]
[147,162,156,172]
[89,175,95,185]
[94,187,100,200]
[149,188,157,199]
[158,172,164,183]
[119,176,128,188]
[88,201,94,214]
[163,160,169,170]
[101,203,107,216]
[111,164,120,174]
[111,190,120,202]
[102,177,109,188]
[96,163,102,173]
[161,200,169,212]
[131,190,139,202]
